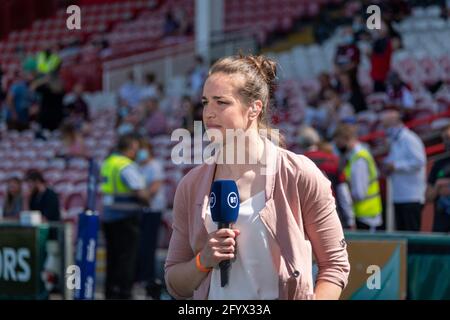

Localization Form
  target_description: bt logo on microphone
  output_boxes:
[209,192,216,208]
[227,192,238,208]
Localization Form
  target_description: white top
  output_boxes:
[385,127,426,204]
[139,159,167,212]
[205,190,279,300]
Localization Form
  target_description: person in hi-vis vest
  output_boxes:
[333,124,383,232]
[36,45,61,75]
[100,133,151,299]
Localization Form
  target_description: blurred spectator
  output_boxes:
[426,123,450,233]
[31,70,65,131]
[180,95,195,133]
[60,122,88,158]
[297,126,355,229]
[156,83,176,116]
[334,124,383,231]
[58,38,82,61]
[25,170,61,223]
[334,25,366,113]
[63,82,90,128]
[98,39,113,59]
[36,45,61,75]
[2,176,24,219]
[352,16,369,42]
[163,10,180,36]
[334,25,360,80]
[312,72,338,105]
[119,72,142,109]
[386,72,414,110]
[0,66,4,103]
[143,97,167,137]
[117,114,137,136]
[136,140,166,299]
[188,55,208,99]
[174,7,192,36]
[381,109,426,231]
[140,73,158,101]
[100,133,149,299]
[16,45,37,74]
[369,20,395,92]
[322,88,355,138]
[5,71,34,131]
[337,71,367,113]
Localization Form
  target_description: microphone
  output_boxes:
[209,180,240,287]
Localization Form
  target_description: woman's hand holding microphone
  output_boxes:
[197,228,240,270]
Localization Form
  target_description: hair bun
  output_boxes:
[244,54,277,85]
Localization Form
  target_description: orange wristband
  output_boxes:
[195,253,212,273]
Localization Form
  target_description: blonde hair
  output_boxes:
[334,123,358,140]
[208,54,285,148]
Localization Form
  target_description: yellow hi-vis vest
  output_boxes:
[100,154,133,196]
[36,52,61,74]
[344,148,382,219]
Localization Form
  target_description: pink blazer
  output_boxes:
[165,137,350,299]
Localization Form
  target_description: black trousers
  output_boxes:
[136,211,162,287]
[394,203,423,231]
[433,206,450,233]
[373,80,386,93]
[103,215,140,299]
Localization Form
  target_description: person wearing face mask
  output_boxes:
[334,26,360,80]
[381,109,426,232]
[426,124,450,233]
[333,124,383,231]
[369,20,400,93]
[100,133,151,299]
[135,140,167,299]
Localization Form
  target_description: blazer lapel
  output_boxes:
[259,137,279,232]
[194,161,217,240]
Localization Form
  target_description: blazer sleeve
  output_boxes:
[298,156,351,289]
[164,176,195,299]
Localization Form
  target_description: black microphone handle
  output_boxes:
[217,222,231,287]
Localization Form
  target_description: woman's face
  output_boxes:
[202,73,253,141]
[7,180,21,195]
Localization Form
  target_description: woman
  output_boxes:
[136,140,167,299]
[165,54,350,300]
[3,177,24,219]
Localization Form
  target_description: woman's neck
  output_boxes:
[216,130,265,178]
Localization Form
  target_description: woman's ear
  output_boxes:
[248,100,263,121]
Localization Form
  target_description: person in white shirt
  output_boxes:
[118,72,142,109]
[135,140,167,299]
[140,73,159,101]
[381,109,426,231]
